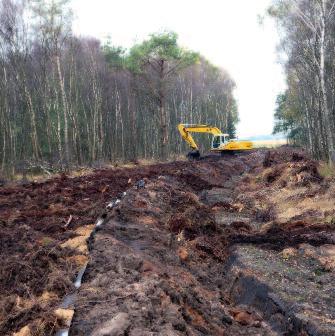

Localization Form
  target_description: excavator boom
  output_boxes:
[177,124,225,150]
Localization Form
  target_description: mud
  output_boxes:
[226,244,335,335]
[1,148,335,335]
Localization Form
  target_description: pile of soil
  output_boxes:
[263,147,306,167]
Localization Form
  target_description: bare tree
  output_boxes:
[271,0,335,163]
[0,2,239,177]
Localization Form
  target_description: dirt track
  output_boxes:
[1,148,335,336]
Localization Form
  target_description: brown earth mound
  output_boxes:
[263,147,306,167]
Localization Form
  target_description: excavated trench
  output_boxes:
[1,148,334,336]
[68,149,335,336]
[69,155,270,336]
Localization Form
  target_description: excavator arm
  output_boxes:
[177,124,223,151]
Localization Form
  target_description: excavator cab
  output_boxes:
[212,134,229,149]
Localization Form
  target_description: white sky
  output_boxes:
[72,0,286,138]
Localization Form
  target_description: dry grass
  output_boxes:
[318,163,335,178]
[258,168,334,224]
[252,139,287,148]
[275,191,334,222]
[7,156,187,183]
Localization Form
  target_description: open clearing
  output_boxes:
[251,139,287,148]
[1,148,335,336]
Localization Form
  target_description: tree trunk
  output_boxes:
[159,96,168,160]
[24,84,40,161]
[56,55,70,168]
[320,0,335,164]
[128,86,137,161]
[159,60,168,160]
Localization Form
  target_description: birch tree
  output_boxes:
[270,0,335,162]
[31,0,73,167]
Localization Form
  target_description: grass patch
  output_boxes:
[318,163,335,178]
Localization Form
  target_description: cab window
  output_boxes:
[212,136,221,148]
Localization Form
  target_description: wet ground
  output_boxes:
[1,148,335,335]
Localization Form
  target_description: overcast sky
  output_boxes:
[72,0,286,138]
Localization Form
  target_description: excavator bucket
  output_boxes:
[187,150,201,160]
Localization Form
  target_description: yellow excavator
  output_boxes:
[178,124,253,159]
